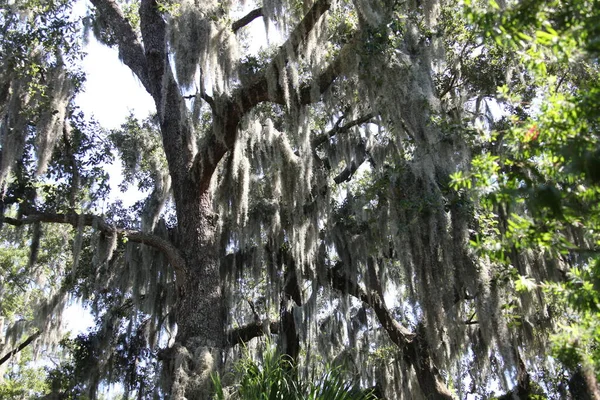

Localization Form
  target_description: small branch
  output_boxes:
[464,311,477,325]
[2,211,186,276]
[184,92,214,109]
[226,320,279,347]
[333,141,367,184]
[247,299,260,322]
[232,8,263,33]
[333,155,366,184]
[0,330,42,366]
[438,73,457,99]
[62,123,80,209]
[199,67,215,109]
[312,113,376,148]
[314,114,375,186]
[199,92,214,109]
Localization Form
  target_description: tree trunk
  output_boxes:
[162,190,225,399]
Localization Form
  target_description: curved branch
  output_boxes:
[232,8,263,33]
[333,149,367,184]
[89,0,151,94]
[2,211,186,276]
[298,53,345,105]
[328,266,415,345]
[191,0,336,192]
[232,30,348,112]
[233,0,334,111]
[311,113,377,185]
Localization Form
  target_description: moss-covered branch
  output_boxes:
[226,320,280,347]
[2,211,186,276]
[312,113,377,148]
[0,329,41,366]
[191,0,337,193]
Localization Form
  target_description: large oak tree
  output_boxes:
[1,0,598,398]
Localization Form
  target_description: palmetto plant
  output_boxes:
[212,346,378,400]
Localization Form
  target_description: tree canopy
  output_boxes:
[0,0,598,398]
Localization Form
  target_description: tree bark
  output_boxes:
[160,187,225,399]
[569,366,600,400]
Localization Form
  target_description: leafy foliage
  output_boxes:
[453,0,600,389]
[212,344,378,400]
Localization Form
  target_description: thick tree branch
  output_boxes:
[233,0,334,111]
[90,0,191,189]
[328,266,415,346]
[139,0,197,191]
[298,54,345,105]
[139,0,167,101]
[0,330,41,366]
[191,0,336,193]
[232,8,263,33]
[2,211,186,276]
[231,41,348,113]
[226,320,279,347]
[92,0,194,188]
[88,0,152,94]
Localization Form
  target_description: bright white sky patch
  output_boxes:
[63,301,95,335]
[75,37,156,130]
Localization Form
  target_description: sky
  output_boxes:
[72,1,156,130]
[75,38,156,129]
